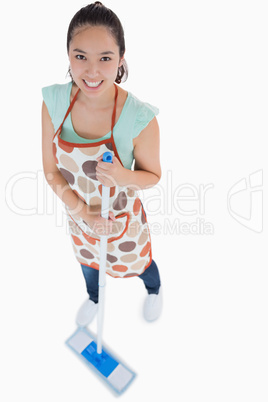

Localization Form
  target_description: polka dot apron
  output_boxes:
[53,84,152,278]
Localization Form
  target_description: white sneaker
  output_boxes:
[143,287,163,322]
[76,299,98,327]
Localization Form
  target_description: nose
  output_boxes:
[85,60,99,78]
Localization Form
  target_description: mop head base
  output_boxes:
[66,327,136,395]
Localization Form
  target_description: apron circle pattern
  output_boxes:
[53,83,152,278]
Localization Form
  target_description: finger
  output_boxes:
[96,173,104,185]
[97,173,116,187]
[96,154,103,162]
[97,163,111,174]
[97,177,111,187]
[109,211,116,222]
[96,161,105,172]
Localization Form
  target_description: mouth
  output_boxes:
[83,79,103,89]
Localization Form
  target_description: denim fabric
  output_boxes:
[81,259,161,303]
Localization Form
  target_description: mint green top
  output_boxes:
[42,82,159,169]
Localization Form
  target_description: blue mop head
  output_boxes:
[66,328,136,395]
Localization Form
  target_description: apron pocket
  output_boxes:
[68,211,130,245]
[108,212,130,243]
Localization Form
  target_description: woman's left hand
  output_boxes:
[96,155,128,187]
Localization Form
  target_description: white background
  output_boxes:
[1,0,267,400]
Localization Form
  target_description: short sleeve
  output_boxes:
[42,85,57,122]
[42,83,71,132]
[132,102,159,139]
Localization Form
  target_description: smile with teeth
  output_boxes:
[83,79,103,88]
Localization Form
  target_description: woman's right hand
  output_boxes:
[84,210,116,236]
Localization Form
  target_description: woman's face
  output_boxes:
[68,25,123,98]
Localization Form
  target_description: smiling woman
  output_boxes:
[67,2,128,85]
[68,25,122,96]
[41,1,162,329]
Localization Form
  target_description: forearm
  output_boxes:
[45,170,91,221]
[122,168,161,190]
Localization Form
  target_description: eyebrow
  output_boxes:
[73,48,115,55]
[73,48,87,54]
[99,51,115,55]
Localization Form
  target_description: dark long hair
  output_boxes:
[67,1,128,84]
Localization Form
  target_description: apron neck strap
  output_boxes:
[55,83,119,138]
[111,83,118,136]
[54,87,80,138]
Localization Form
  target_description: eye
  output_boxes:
[101,57,111,61]
[75,55,86,60]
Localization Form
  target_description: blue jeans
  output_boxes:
[80,259,161,303]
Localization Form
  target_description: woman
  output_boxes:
[42,2,162,326]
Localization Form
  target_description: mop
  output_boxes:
[66,152,136,395]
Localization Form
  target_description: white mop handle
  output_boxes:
[97,152,113,354]
[98,185,109,288]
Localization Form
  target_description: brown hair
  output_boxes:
[67,2,128,83]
